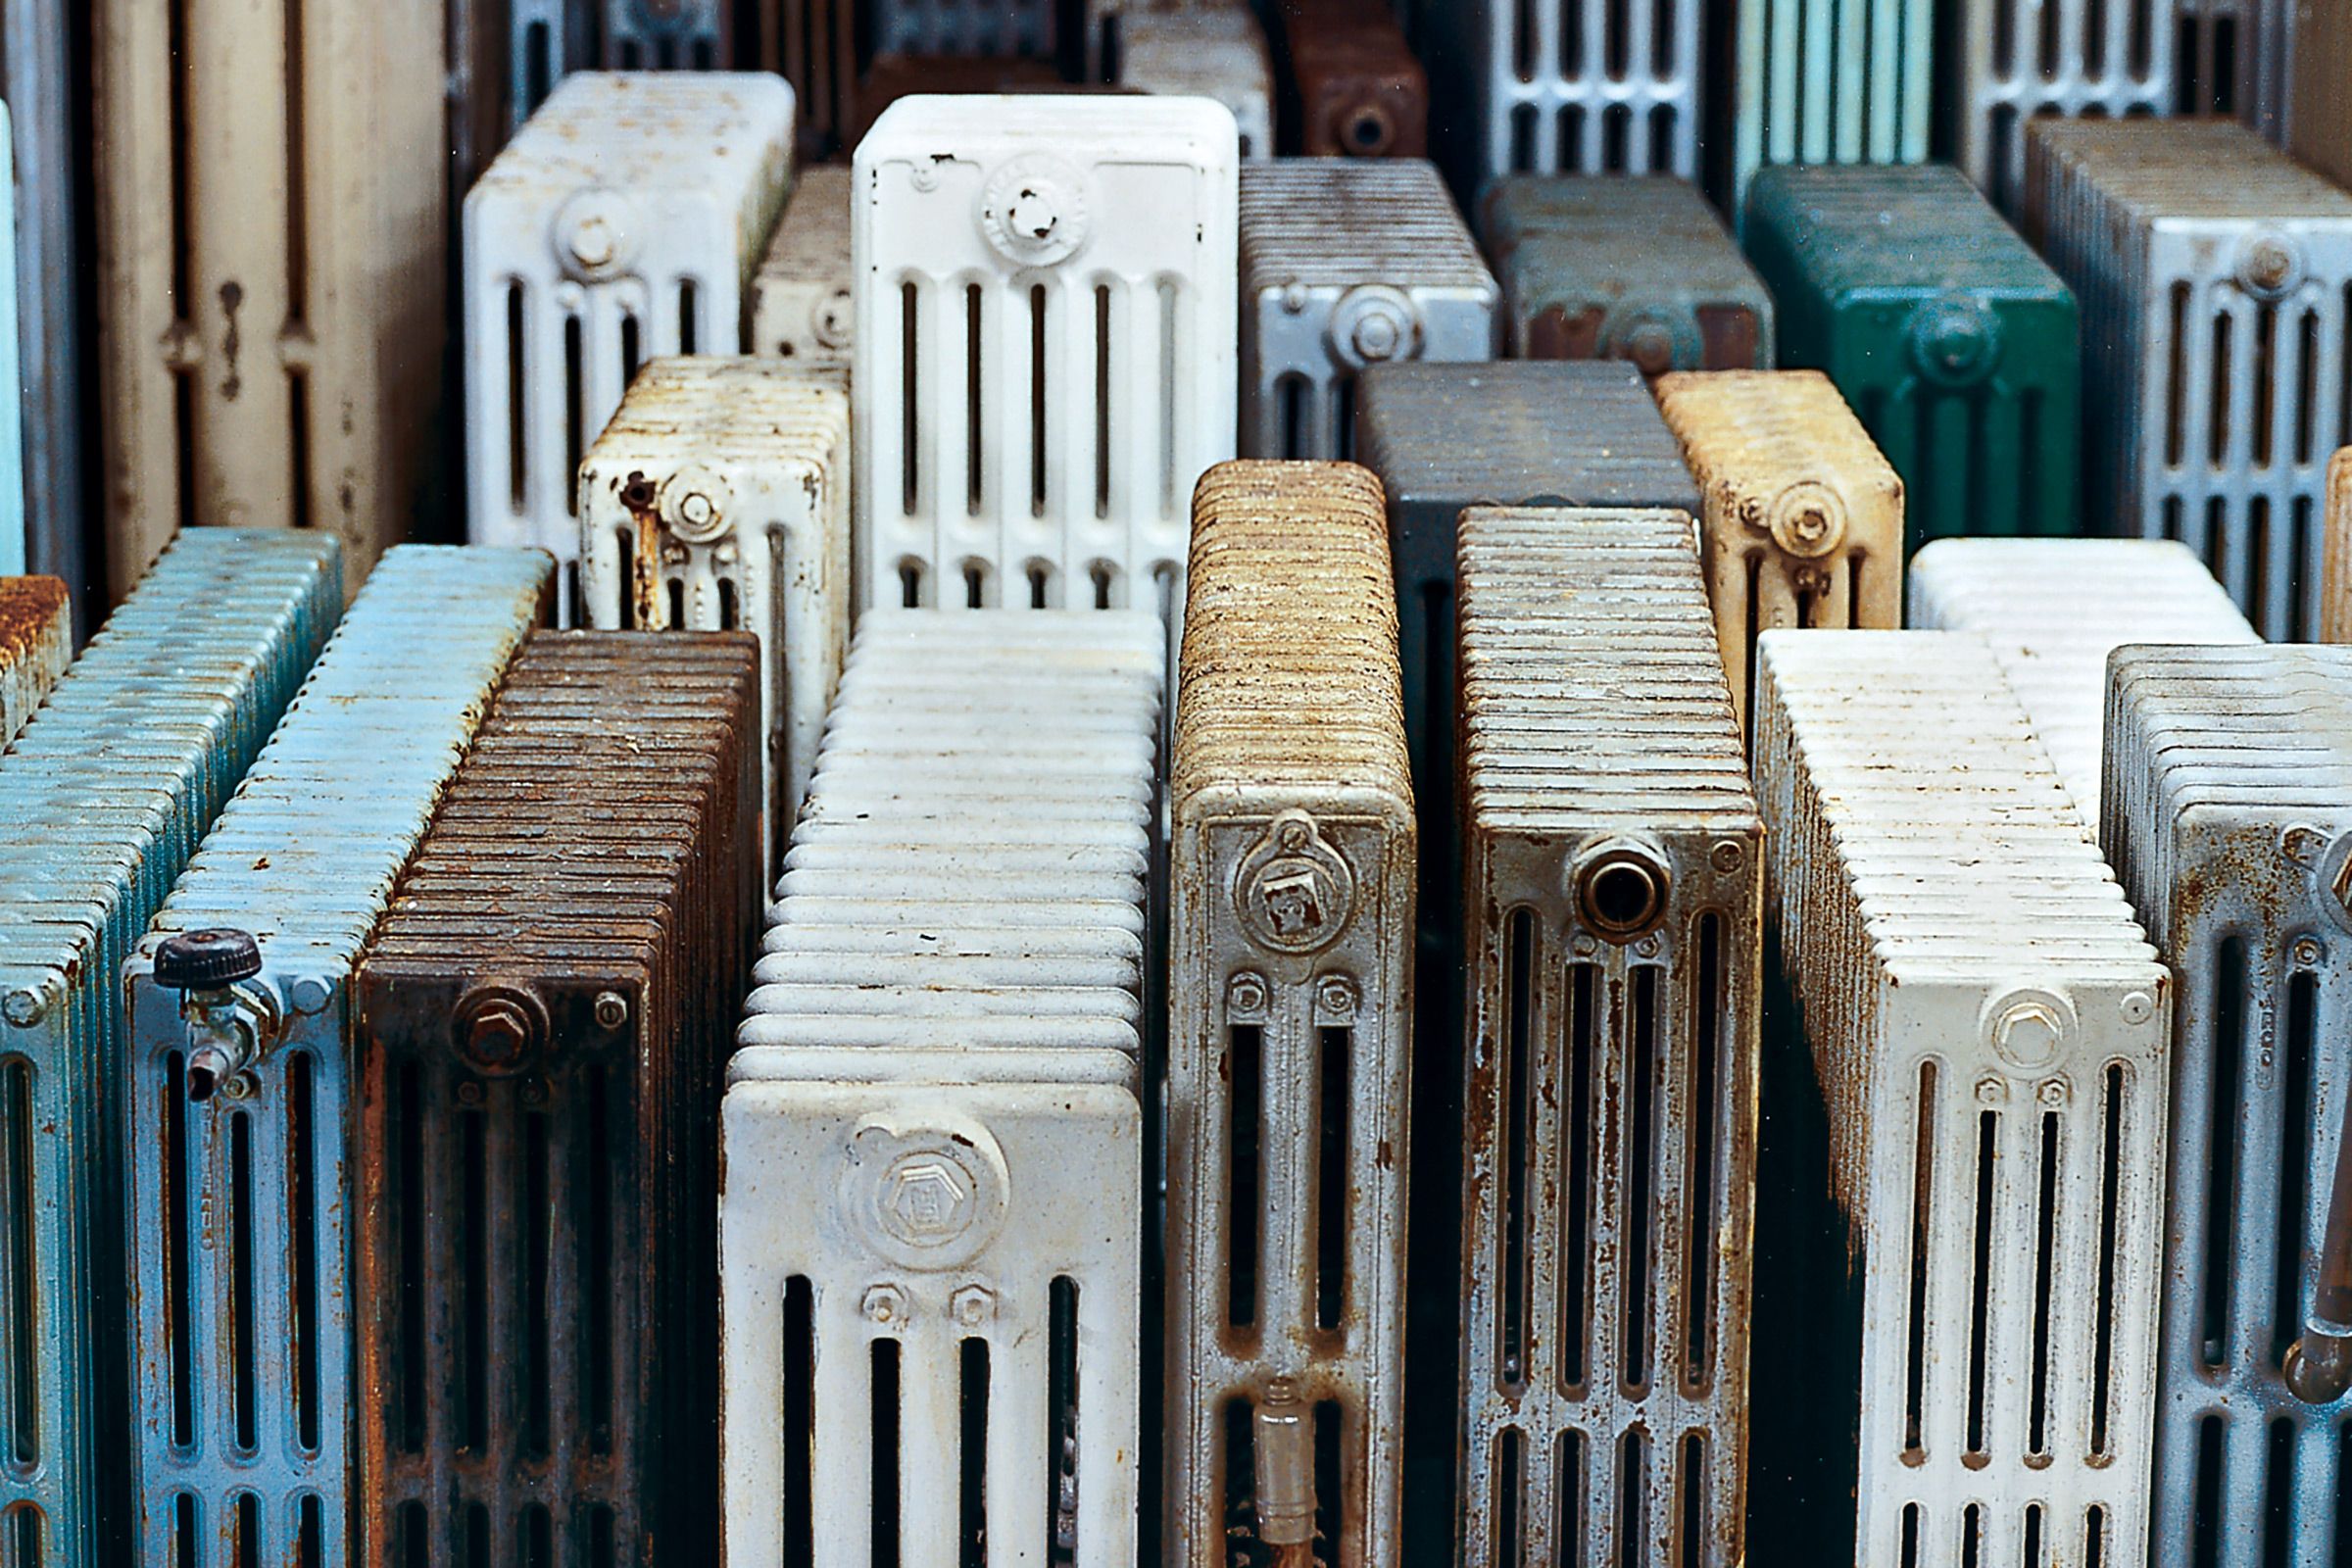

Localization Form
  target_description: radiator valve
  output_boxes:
[1254,1378,1315,1551]
[153,929,278,1102]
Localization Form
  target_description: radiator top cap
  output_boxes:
[154,929,263,991]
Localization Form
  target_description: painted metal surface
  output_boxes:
[1728,0,1935,210]
[1276,0,1430,158]
[1744,164,2081,553]
[354,629,758,1567]
[1239,161,1495,462]
[1654,369,1903,734]
[1909,537,2257,836]
[1427,0,1699,180]
[1751,629,2170,1568]
[1954,0,2169,214]
[1454,507,1763,1568]
[1116,6,1276,160]
[463,73,795,623]
[0,530,340,1568]
[2028,117,2349,640]
[869,0,1056,59]
[2102,642,2352,1565]
[1168,462,1414,1568]
[1480,177,1773,372]
[122,545,552,1568]
[0,104,20,578]
[2325,446,2352,642]
[92,0,445,596]
[724,607,1161,1568]
[854,95,1238,619]
[2289,0,2351,186]
[0,574,69,747]
[753,168,855,370]
[757,0,858,150]
[577,357,849,872]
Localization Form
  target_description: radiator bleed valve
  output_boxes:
[2285,1082,2352,1404]
[153,928,278,1102]
[1254,1378,1318,1564]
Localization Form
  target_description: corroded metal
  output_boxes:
[1744,164,2082,553]
[1239,161,1495,461]
[122,546,552,1567]
[1729,0,1935,208]
[753,167,855,368]
[355,628,759,1568]
[1454,507,1763,1568]
[0,573,70,746]
[1114,6,1275,159]
[577,356,851,869]
[0,530,340,1568]
[2028,117,2350,639]
[1751,629,2170,1568]
[2326,447,2352,642]
[1169,461,1415,1568]
[1482,177,1773,373]
[1276,0,1429,158]
[1653,368,1902,732]
[724,608,1162,1568]
[1909,537,2256,835]
[2103,643,2352,1564]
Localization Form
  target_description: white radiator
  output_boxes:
[1754,628,2171,1568]
[723,607,1164,1568]
[1167,462,1414,1568]
[1955,0,2169,213]
[1239,162,1495,463]
[1909,537,2257,836]
[1653,368,1905,733]
[1115,6,1275,160]
[853,94,1239,616]
[577,356,851,869]
[1728,0,1936,210]
[464,72,795,620]
[1454,506,1763,1568]
[754,166,855,370]
[2027,117,2352,640]
[2102,642,2352,1562]
[1429,0,1701,179]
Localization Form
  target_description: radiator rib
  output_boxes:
[1427,0,1699,180]
[1729,0,1936,209]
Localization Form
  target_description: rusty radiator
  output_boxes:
[463,73,795,623]
[2103,642,2352,1562]
[1168,462,1415,1568]
[122,545,553,1567]
[354,628,759,1566]
[1115,6,1276,159]
[1752,629,2170,1568]
[92,0,446,595]
[1652,368,1903,732]
[2027,117,2351,640]
[753,167,855,370]
[0,530,341,1568]
[1909,537,2257,836]
[1239,161,1495,463]
[854,94,1237,618]
[0,574,70,747]
[1275,0,1430,158]
[724,607,1163,1568]
[2327,446,2352,641]
[1481,176,1772,372]
[577,357,851,870]
[1452,506,1762,1568]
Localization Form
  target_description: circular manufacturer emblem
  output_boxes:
[1907,296,2004,387]
[1982,988,2076,1072]
[661,464,734,545]
[1328,285,1422,368]
[553,189,640,282]
[1235,810,1357,955]
[840,1116,1009,1271]
[980,155,1090,267]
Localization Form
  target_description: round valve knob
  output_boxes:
[154,929,263,991]
[1908,297,2004,387]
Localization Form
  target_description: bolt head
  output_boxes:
[860,1284,906,1325]
[595,991,629,1029]
[465,1001,531,1070]
[950,1285,997,1326]
[2121,990,2156,1024]
[1991,1001,2064,1067]
[1226,972,1268,1015]
[1623,322,1677,376]
[568,214,616,268]
[1976,1075,2008,1104]
[218,1073,254,1102]
[2036,1078,2070,1107]
[1351,310,1403,362]
[1710,841,1745,875]
[2293,938,2324,968]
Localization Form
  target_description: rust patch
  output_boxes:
[1280,0,1428,158]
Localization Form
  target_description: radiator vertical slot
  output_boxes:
[228,1110,257,1455]
[459,1108,488,1452]
[1553,1430,1583,1567]
[394,1063,424,1453]
[582,1066,612,1453]
[564,315,586,517]
[783,1278,814,1568]
[1228,1021,1264,1331]
[0,1064,34,1470]
[507,284,529,512]
[1028,285,1049,518]
[287,1053,318,1453]
[523,1105,553,1458]
[1159,280,1180,516]
[1094,286,1112,518]
[1313,1397,1342,1567]
[679,281,699,356]
[1493,1427,1525,1568]
[1904,1059,1938,1457]
[1499,910,1536,1389]
[2204,938,2249,1368]
[2091,1064,2125,1461]
[902,282,920,516]
[1676,1433,1703,1568]
[2262,1417,2294,1567]
[1315,1025,1351,1334]
[1621,966,1659,1396]
[1616,1430,1648,1568]
[2028,1110,2060,1461]
[1683,916,1721,1391]
[1562,959,1598,1393]
[2167,282,2191,469]
[965,284,984,515]
[957,1339,989,1568]
[2276,970,2317,1366]
[871,1340,901,1568]
[2191,1413,2223,1567]
[1965,1109,1998,1461]
[1048,1277,1079,1565]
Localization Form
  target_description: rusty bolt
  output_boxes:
[456,1079,484,1106]
[860,1284,907,1325]
[288,975,332,1015]
[949,1284,997,1326]
[594,991,629,1029]
[2120,990,2156,1024]
[1571,932,1598,957]
[568,214,618,270]
[2294,938,2324,968]
[465,1000,533,1071]
[520,1077,548,1105]
[2281,825,2328,865]
[1622,321,1678,377]
[2239,236,2297,295]
[619,475,658,514]
[1315,975,1360,1019]
[1227,972,1269,1016]
[1710,841,1745,874]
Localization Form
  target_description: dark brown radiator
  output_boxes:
[1277,0,1428,158]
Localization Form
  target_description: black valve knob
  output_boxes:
[153,929,263,991]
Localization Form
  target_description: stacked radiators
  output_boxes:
[578,356,853,865]
[354,629,760,1564]
[754,166,855,369]
[1453,507,1763,1568]
[853,94,1238,616]
[1909,538,2257,835]
[0,574,71,744]
[1167,462,1414,1567]
[464,73,795,617]
[2027,117,2352,639]
[1753,630,2170,1568]
[724,608,1163,1568]
[1654,368,1904,730]
[1237,160,1495,463]
[122,545,552,1566]
[0,530,341,1568]
[2103,644,2352,1561]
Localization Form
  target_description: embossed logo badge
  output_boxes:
[1235,810,1357,954]
[840,1115,1009,1270]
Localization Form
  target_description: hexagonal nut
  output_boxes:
[464,1000,533,1072]
[2236,232,2302,298]
[884,1157,976,1242]
[1710,840,1745,875]
[1226,971,1269,1017]
[860,1284,907,1325]
[949,1284,998,1327]
[594,991,630,1030]
[2036,1078,2071,1108]
[661,465,734,545]
[1976,1074,2009,1105]
[1989,1000,2064,1069]
[1767,481,1846,560]
[553,189,639,280]
[1314,974,1360,1021]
